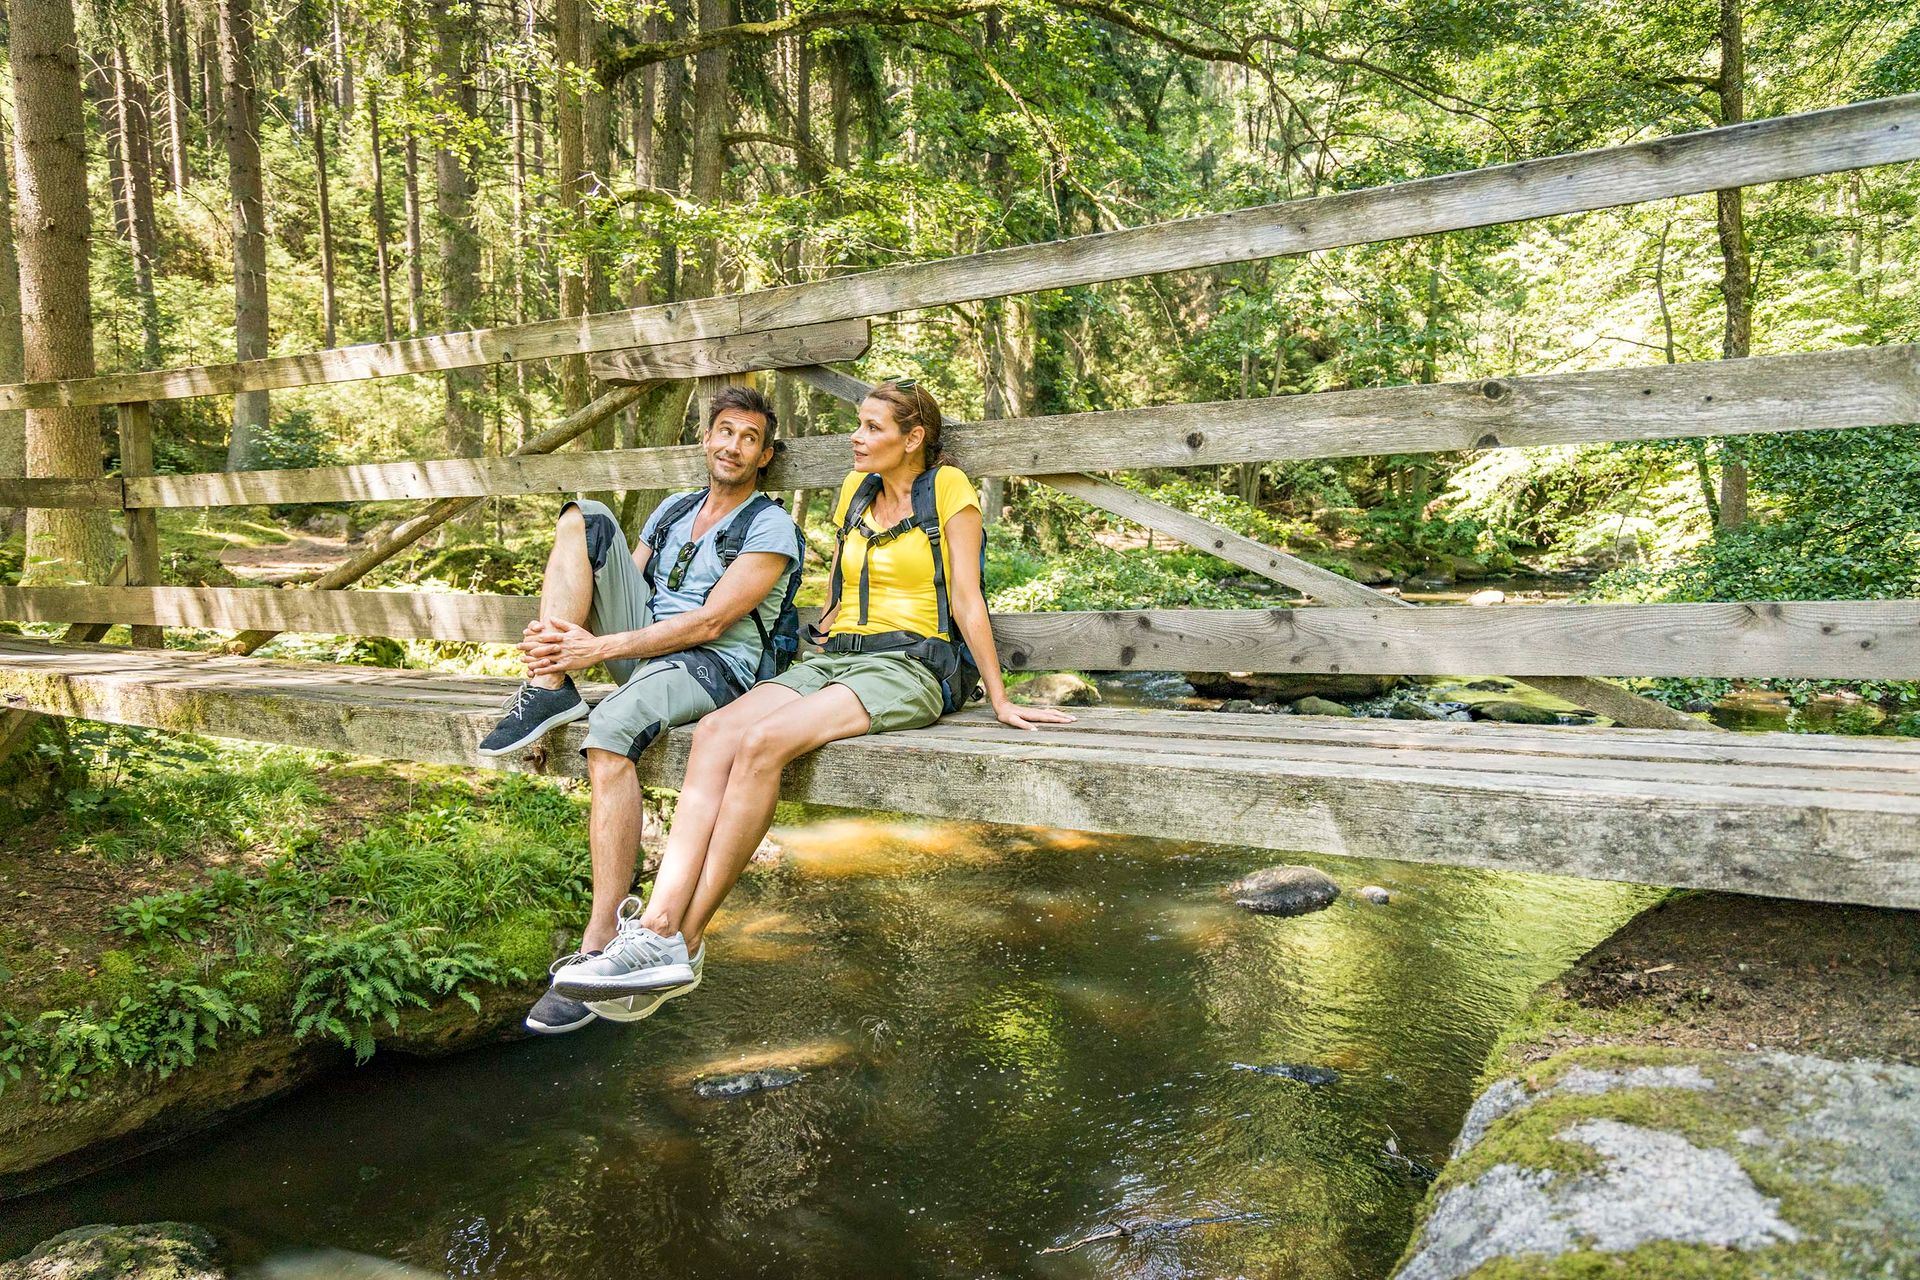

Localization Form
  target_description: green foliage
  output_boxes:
[0,970,262,1102]
[990,546,1272,613]
[289,924,521,1063]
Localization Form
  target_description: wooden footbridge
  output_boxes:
[4,97,1919,909]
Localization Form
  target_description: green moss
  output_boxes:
[465,909,562,977]
[1482,989,1666,1085]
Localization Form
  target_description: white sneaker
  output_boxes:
[551,897,697,998]
[587,942,706,1022]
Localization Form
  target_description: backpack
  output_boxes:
[641,490,805,683]
[819,467,985,714]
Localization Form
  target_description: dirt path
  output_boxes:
[217,533,353,584]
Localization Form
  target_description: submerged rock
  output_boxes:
[1019,672,1101,707]
[1228,865,1340,917]
[1469,700,1561,726]
[1358,886,1392,905]
[693,1068,806,1100]
[1,1222,224,1280]
[1709,688,1791,732]
[1232,1062,1340,1086]
[1292,696,1355,718]
[1388,701,1443,721]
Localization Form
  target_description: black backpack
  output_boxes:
[819,468,985,714]
[641,490,805,682]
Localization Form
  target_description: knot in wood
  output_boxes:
[1481,380,1509,402]
[1185,431,1205,450]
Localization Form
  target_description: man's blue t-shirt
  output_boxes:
[641,491,799,689]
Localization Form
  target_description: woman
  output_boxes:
[551,380,1074,1012]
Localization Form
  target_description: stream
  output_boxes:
[0,813,1657,1279]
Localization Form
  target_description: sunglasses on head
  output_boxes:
[889,377,917,391]
[666,540,699,591]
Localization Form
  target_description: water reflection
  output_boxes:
[0,816,1656,1279]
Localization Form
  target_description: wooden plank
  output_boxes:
[585,318,871,385]
[5,95,1918,411]
[131,341,1919,511]
[118,402,164,648]
[1,638,1916,908]
[224,384,644,656]
[0,476,123,510]
[6,591,1915,679]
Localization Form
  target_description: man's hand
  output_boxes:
[520,618,605,678]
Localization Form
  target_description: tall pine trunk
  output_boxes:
[0,129,25,534]
[1715,0,1751,530]
[369,84,395,342]
[400,22,425,336]
[114,45,163,369]
[306,66,338,346]
[10,0,113,580]
[555,0,589,414]
[432,5,481,457]
[161,0,192,189]
[683,0,731,300]
[219,0,269,470]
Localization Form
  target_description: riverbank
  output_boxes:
[1393,891,1920,1276]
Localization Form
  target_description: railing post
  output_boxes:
[119,401,163,648]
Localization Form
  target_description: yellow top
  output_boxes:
[827,465,981,641]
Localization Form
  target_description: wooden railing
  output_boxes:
[3,94,1918,732]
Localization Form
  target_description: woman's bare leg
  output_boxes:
[679,684,872,950]
[639,682,803,937]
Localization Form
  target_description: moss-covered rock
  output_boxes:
[0,1222,224,1280]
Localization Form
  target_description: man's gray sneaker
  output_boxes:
[524,985,598,1035]
[587,942,705,1023]
[478,677,587,757]
[552,897,697,998]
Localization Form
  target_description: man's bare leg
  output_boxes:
[531,506,595,691]
[639,683,801,938]
[583,747,648,953]
[676,685,871,950]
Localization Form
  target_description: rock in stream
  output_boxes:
[1228,865,1340,917]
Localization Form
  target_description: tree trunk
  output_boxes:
[200,8,225,161]
[306,68,338,347]
[219,0,270,470]
[652,0,690,300]
[91,64,132,244]
[400,21,424,336]
[1715,0,1751,530]
[330,1,353,114]
[507,71,531,442]
[112,45,164,369]
[9,0,113,580]
[0,128,25,534]
[160,0,192,189]
[369,85,395,342]
[432,5,481,457]
[830,49,850,170]
[555,0,589,413]
[683,0,731,300]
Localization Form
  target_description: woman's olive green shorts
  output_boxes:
[764,650,946,734]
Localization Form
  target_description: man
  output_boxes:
[479,385,801,1036]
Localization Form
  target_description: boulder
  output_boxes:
[1228,865,1340,917]
[1465,679,1514,692]
[1018,672,1101,707]
[1469,700,1562,726]
[1467,588,1507,607]
[1186,672,1404,703]
[1797,691,1886,733]
[1292,696,1356,718]
[1358,885,1392,905]
[1388,701,1443,721]
[1,1223,225,1280]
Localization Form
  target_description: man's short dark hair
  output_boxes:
[707,384,778,439]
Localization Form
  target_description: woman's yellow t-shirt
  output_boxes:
[827,465,981,641]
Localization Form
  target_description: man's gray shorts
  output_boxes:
[565,499,739,762]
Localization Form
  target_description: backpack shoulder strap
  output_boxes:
[715,493,776,566]
[912,468,954,640]
[822,473,886,620]
[639,489,708,592]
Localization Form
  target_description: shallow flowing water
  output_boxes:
[0,813,1657,1279]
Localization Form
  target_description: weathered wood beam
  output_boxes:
[0,560,126,767]
[119,402,164,648]
[3,640,1916,907]
[0,476,124,510]
[6,591,1915,680]
[125,342,1920,509]
[222,384,644,656]
[584,318,870,385]
[4,95,1917,410]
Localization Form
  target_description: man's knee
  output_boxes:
[585,746,636,781]
[560,500,620,572]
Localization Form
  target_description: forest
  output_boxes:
[0,0,1918,710]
